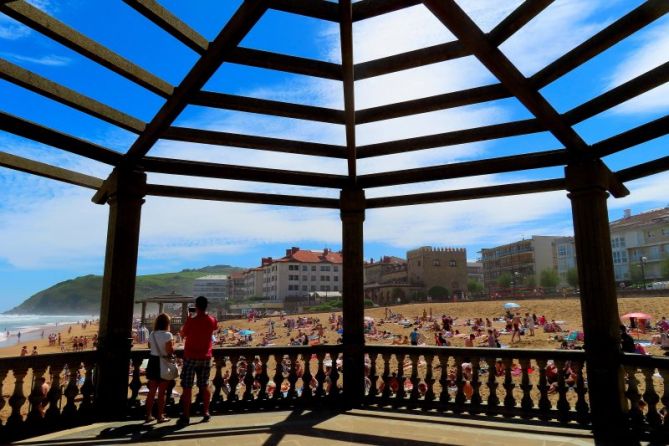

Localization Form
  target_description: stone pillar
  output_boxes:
[565,160,630,443]
[340,188,365,406]
[94,168,146,419]
[158,303,164,314]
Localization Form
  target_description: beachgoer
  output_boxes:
[178,296,218,426]
[511,313,522,343]
[145,313,174,424]
[525,313,535,336]
[621,325,636,353]
[20,345,28,356]
[409,328,420,346]
[37,377,50,416]
[31,345,38,355]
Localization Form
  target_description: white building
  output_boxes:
[260,247,343,301]
[242,268,264,299]
[553,237,577,286]
[192,275,229,301]
[610,207,669,283]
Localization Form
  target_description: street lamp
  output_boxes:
[640,256,648,290]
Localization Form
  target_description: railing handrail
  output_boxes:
[620,352,669,367]
[364,345,587,360]
[0,350,97,368]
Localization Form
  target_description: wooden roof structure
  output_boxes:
[1,0,667,207]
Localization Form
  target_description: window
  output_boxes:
[302,265,308,271]
[320,265,331,271]
[432,259,440,266]
[321,276,330,281]
[311,285,316,291]
[334,276,339,281]
[334,266,339,272]
[311,265,317,271]
[449,259,457,267]
[311,275,316,281]
[334,286,339,291]
[320,285,326,291]
[558,246,567,256]
[302,275,308,281]
[302,285,308,291]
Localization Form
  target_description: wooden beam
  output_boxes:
[0,150,104,189]
[267,0,339,22]
[122,0,209,54]
[532,0,669,87]
[424,0,589,155]
[0,111,122,165]
[592,114,669,157]
[366,178,565,208]
[225,47,342,80]
[564,61,669,124]
[352,0,422,22]
[126,0,267,160]
[189,91,345,124]
[161,126,347,158]
[617,156,669,183]
[142,156,347,189]
[0,1,173,97]
[339,0,356,183]
[0,58,146,133]
[356,84,509,124]
[355,0,553,80]
[358,149,567,188]
[357,119,543,158]
[146,184,339,208]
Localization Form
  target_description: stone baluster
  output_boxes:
[380,353,392,401]
[27,365,48,425]
[625,365,644,428]
[211,354,224,407]
[573,361,590,426]
[243,356,256,403]
[519,357,533,418]
[62,365,81,422]
[228,354,241,403]
[313,353,326,399]
[0,368,7,430]
[485,357,499,416]
[555,359,570,424]
[79,361,95,421]
[536,358,551,421]
[502,357,515,416]
[128,357,142,409]
[271,354,284,402]
[469,356,482,414]
[660,366,669,431]
[393,354,406,407]
[641,367,661,428]
[287,353,298,400]
[438,354,452,411]
[7,365,29,429]
[301,353,313,403]
[257,354,270,401]
[366,352,378,400]
[453,354,466,414]
[45,364,63,423]
[327,354,341,400]
[408,354,420,406]
[423,353,435,403]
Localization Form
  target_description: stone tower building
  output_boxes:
[407,246,468,297]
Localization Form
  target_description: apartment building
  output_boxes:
[192,274,229,301]
[610,207,669,283]
[242,268,264,299]
[553,237,577,286]
[480,236,562,290]
[228,271,246,301]
[407,246,468,297]
[467,262,484,283]
[260,247,343,301]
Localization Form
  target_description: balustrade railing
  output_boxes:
[7,346,669,442]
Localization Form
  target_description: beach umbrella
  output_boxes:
[503,302,520,309]
[239,329,255,336]
[621,312,652,320]
[364,316,374,322]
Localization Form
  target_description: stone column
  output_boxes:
[94,168,146,419]
[565,160,630,443]
[340,188,365,406]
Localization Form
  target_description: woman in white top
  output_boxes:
[146,313,174,423]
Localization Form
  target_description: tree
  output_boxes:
[410,290,427,302]
[540,268,560,289]
[566,268,579,289]
[523,274,536,288]
[428,285,449,299]
[467,279,483,295]
[497,272,512,289]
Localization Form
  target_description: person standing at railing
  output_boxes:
[177,296,218,427]
[145,313,174,424]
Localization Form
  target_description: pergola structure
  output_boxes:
[1,1,668,444]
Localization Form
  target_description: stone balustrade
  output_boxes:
[2,347,669,442]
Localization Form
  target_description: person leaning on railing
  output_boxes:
[145,313,174,424]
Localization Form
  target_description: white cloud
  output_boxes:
[0,0,56,40]
[2,53,71,66]
[605,17,669,114]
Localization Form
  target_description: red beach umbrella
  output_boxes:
[621,312,652,320]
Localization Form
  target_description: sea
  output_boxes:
[0,314,96,348]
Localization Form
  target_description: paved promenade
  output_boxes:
[13,408,598,446]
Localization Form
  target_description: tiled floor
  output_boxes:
[14,409,596,445]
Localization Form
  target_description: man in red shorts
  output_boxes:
[177,295,218,426]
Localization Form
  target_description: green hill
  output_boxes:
[5,265,244,315]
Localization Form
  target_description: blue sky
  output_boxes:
[0,0,668,312]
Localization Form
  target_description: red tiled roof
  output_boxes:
[276,249,343,264]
